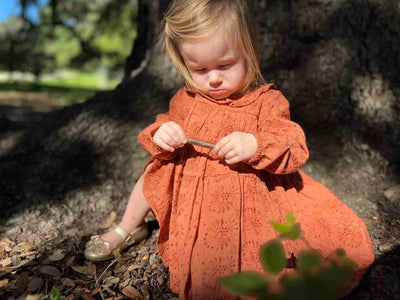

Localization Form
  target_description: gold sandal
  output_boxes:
[84,223,148,261]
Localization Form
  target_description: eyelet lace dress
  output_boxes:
[138,84,374,300]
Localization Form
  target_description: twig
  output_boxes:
[187,137,215,149]
[96,259,117,285]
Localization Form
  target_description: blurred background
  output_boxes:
[0,0,136,108]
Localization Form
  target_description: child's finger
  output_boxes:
[213,136,230,155]
[158,136,176,152]
[225,154,240,165]
[168,122,187,144]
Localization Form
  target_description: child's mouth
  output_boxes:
[210,89,227,96]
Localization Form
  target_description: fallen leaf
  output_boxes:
[121,285,143,299]
[49,249,65,262]
[0,238,12,251]
[151,264,158,269]
[27,277,43,292]
[65,295,74,300]
[71,263,96,276]
[113,248,123,264]
[100,211,117,229]
[23,251,37,258]
[91,287,100,296]
[40,265,61,277]
[64,256,75,269]
[61,277,75,287]
[142,254,149,260]
[16,271,30,290]
[0,257,12,267]
[0,278,9,288]
[128,264,140,271]
[103,276,120,285]
[25,294,43,300]
[71,265,87,274]
[16,241,31,251]
[11,255,21,266]
[81,292,96,300]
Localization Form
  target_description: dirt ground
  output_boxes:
[0,94,399,300]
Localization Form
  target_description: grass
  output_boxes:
[0,71,121,106]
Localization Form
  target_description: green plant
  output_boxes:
[48,287,65,300]
[218,212,358,300]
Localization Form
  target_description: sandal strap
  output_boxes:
[111,224,129,240]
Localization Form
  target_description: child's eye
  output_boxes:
[218,64,231,69]
[194,68,206,73]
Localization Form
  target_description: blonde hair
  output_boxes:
[160,0,264,93]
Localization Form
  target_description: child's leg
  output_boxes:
[101,164,152,244]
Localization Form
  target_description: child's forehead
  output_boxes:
[179,30,240,62]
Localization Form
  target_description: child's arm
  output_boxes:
[137,89,189,160]
[245,90,309,174]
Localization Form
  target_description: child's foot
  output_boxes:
[84,223,148,261]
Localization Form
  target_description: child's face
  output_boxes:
[179,30,246,100]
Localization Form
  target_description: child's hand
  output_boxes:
[213,132,257,164]
[153,121,187,152]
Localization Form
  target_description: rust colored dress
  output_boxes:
[138,84,374,299]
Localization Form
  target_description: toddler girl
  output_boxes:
[85,0,374,299]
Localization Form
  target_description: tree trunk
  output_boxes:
[0,1,399,298]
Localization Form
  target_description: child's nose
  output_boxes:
[208,71,222,87]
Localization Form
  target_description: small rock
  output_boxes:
[383,186,400,204]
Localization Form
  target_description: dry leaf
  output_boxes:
[142,254,149,260]
[91,287,100,296]
[65,295,74,300]
[49,249,65,262]
[27,277,43,292]
[16,271,30,290]
[121,285,143,299]
[71,265,87,274]
[71,263,96,276]
[87,262,96,276]
[128,264,140,271]
[81,292,96,300]
[103,276,120,285]
[16,241,31,251]
[113,248,123,264]
[100,211,117,229]
[64,256,75,269]
[25,295,43,300]
[151,264,158,269]
[40,265,61,277]
[0,257,12,267]
[61,277,75,287]
[0,278,8,288]
[11,255,21,266]
[0,238,12,251]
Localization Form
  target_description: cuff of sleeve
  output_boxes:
[137,122,176,160]
[246,131,266,168]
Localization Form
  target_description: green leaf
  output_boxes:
[218,271,268,296]
[334,248,346,257]
[297,250,322,273]
[285,212,296,224]
[50,287,60,300]
[260,240,287,274]
[270,221,292,234]
[280,223,301,240]
[341,257,359,271]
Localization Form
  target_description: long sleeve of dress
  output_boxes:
[137,89,190,160]
[246,90,309,174]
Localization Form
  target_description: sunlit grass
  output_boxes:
[0,71,120,106]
